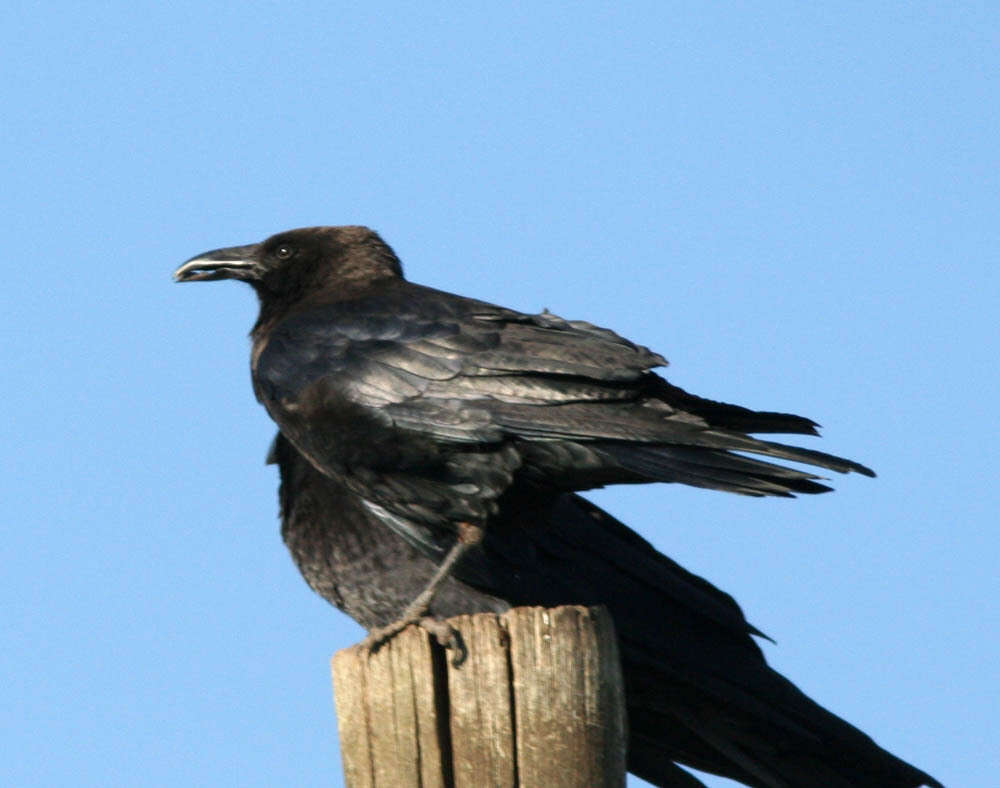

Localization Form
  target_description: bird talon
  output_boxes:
[358,616,467,668]
[359,612,423,656]
[419,617,468,667]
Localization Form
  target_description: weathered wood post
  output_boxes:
[331,605,626,788]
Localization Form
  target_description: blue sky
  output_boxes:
[3,3,996,786]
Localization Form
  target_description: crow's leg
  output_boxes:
[360,523,483,665]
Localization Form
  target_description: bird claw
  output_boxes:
[359,615,467,667]
[418,617,467,667]
[358,618,410,657]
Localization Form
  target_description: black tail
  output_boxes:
[648,379,824,436]
[600,435,874,497]
[601,378,876,497]
[463,492,941,787]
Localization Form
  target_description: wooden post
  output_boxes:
[331,605,626,788]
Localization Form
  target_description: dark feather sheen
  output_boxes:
[243,230,874,556]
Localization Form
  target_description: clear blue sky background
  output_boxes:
[3,3,996,786]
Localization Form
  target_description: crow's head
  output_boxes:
[174,226,403,300]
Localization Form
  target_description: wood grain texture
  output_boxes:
[445,613,517,787]
[506,606,626,788]
[333,625,448,788]
[331,606,625,788]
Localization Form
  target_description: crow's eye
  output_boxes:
[275,245,294,260]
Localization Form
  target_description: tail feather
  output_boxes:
[649,379,823,436]
[685,429,875,479]
[628,682,944,788]
[481,494,943,788]
[751,437,876,478]
[600,443,838,496]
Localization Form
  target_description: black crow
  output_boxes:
[174,226,939,786]
[269,431,940,787]
[175,226,878,638]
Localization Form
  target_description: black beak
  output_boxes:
[173,243,261,283]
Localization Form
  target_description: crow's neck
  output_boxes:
[249,274,402,356]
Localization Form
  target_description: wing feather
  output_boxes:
[256,285,871,516]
